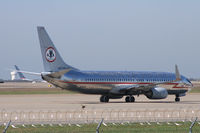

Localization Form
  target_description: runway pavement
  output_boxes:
[0,82,200,124]
[0,82,199,111]
[0,93,199,112]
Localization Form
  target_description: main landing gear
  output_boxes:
[175,95,180,102]
[100,95,135,103]
[125,95,135,102]
[100,95,109,102]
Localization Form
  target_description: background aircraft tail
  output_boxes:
[14,65,26,79]
[37,26,76,72]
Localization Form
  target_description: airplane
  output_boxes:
[0,79,4,83]
[14,65,26,80]
[36,26,193,103]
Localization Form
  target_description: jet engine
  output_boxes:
[145,87,168,99]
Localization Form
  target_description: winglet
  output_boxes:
[175,65,181,81]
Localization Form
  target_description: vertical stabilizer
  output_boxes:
[37,26,76,72]
[14,65,25,79]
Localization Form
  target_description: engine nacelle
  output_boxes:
[145,87,168,99]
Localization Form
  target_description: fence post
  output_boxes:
[189,117,198,133]
[3,120,11,133]
[96,118,104,133]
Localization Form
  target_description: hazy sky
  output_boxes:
[0,0,200,79]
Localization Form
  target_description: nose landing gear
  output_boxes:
[175,97,180,102]
[175,95,180,102]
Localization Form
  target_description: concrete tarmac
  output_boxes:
[0,82,199,111]
[0,93,199,112]
[0,82,200,124]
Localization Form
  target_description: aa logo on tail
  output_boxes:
[45,47,56,62]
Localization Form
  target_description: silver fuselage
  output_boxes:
[43,70,192,96]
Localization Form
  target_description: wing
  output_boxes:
[125,82,171,92]
[110,65,181,94]
[110,81,175,95]
[110,83,156,94]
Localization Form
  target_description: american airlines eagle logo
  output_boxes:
[45,47,56,62]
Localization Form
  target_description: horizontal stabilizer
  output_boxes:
[46,69,71,78]
[15,70,41,76]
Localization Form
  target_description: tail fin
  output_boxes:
[37,26,76,72]
[14,65,26,79]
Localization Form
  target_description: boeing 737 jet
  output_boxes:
[37,26,193,103]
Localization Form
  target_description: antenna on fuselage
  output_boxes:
[175,64,181,81]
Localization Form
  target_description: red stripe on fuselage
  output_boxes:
[58,81,188,89]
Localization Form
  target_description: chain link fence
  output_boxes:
[0,107,199,125]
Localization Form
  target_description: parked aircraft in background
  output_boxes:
[0,79,4,83]
[36,26,192,103]
[14,65,26,80]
